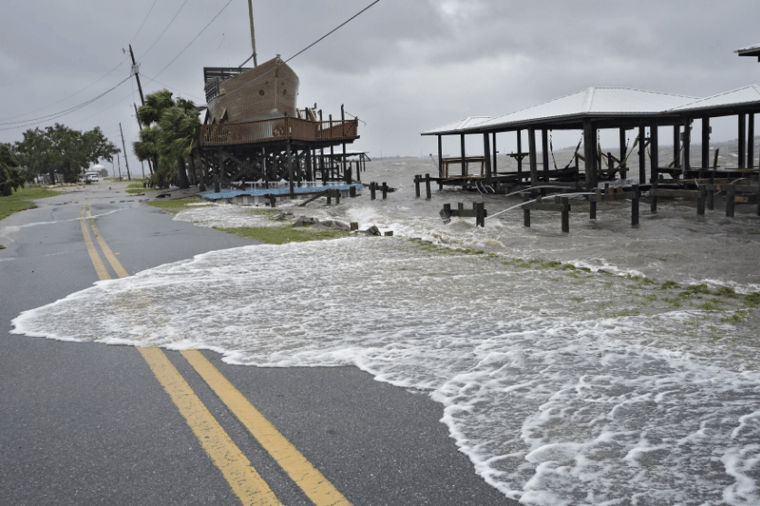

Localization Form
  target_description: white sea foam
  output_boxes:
[11,236,760,506]
[9,158,760,504]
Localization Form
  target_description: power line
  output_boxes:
[234,1,381,92]
[130,0,160,45]
[138,0,189,60]
[285,0,380,64]
[0,76,132,131]
[153,0,234,79]
[0,58,129,123]
[141,74,204,102]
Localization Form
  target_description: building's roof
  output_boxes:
[423,116,492,135]
[736,44,760,58]
[422,85,760,136]
[668,84,760,114]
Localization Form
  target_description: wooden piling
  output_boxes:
[414,175,421,198]
[727,184,736,217]
[697,186,706,215]
[523,207,530,227]
[707,176,715,210]
[651,179,658,213]
[561,197,570,233]
[425,173,432,199]
[475,202,485,227]
[631,184,640,226]
[382,182,388,200]
[370,182,376,200]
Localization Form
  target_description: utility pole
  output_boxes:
[128,45,145,105]
[119,123,132,180]
[134,103,154,175]
[117,153,122,181]
[247,0,258,67]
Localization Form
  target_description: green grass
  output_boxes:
[213,226,350,244]
[145,199,210,214]
[0,186,63,220]
[744,292,760,308]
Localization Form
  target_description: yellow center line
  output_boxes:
[86,206,129,278]
[79,207,284,504]
[182,349,353,506]
[138,346,283,506]
[80,206,110,281]
[79,205,350,505]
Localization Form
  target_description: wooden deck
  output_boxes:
[199,117,359,147]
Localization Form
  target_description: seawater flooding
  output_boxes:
[12,156,760,505]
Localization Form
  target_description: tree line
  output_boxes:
[1,89,201,196]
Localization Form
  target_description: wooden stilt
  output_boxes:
[739,113,747,169]
[561,197,570,233]
[529,128,538,186]
[541,129,549,182]
[631,185,640,226]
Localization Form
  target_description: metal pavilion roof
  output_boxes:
[668,84,760,115]
[423,116,492,135]
[736,43,760,60]
[421,87,698,136]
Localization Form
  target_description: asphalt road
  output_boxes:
[0,182,519,505]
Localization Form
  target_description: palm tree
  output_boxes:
[133,91,200,189]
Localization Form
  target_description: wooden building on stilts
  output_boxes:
[195,55,361,198]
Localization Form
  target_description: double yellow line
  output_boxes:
[79,205,351,506]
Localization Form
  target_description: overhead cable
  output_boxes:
[153,0,234,79]
[0,76,132,131]
[130,0,160,45]
[0,58,129,123]
[138,0,189,60]
[284,0,380,64]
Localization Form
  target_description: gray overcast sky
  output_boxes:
[2,0,760,168]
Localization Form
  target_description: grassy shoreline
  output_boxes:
[0,186,64,221]
[145,199,352,244]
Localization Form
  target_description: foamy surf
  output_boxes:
[11,236,760,505]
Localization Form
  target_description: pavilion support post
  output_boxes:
[702,117,710,174]
[650,125,659,184]
[748,114,755,169]
[619,128,627,177]
[638,124,646,184]
[673,125,681,169]
[492,132,498,175]
[460,134,466,177]
[583,119,596,189]
[437,135,443,179]
[541,129,550,182]
[517,130,523,174]
[739,113,747,169]
[683,119,691,173]
[528,127,538,186]
[483,133,492,180]
[460,134,467,189]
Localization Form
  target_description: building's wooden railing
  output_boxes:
[199,117,359,147]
